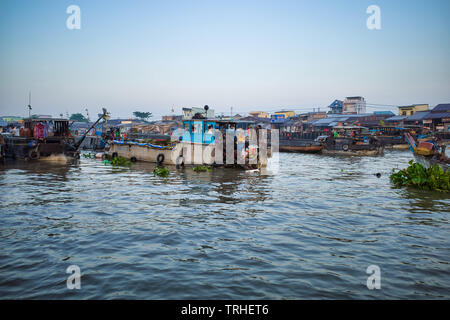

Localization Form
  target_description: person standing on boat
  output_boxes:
[333,130,338,138]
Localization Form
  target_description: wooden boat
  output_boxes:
[405,133,449,171]
[279,140,323,153]
[107,117,272,169]
[1,109,107,163]
[2,117,79,162]
[371,126,414,150]
[108,139,182,165]
[319,126,384,156]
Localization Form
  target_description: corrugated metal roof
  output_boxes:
[424,112,450,120]
[404,111,430,121]
[374,111,395,115]
[431,104,450,112]
[385,115,406,121]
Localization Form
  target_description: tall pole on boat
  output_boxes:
[74,108,108,150]
[27,91,32,118]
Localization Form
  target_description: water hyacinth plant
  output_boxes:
[153,166,170,177]
[390,160,450,192]
[83,153,97,159]
[192,165,212,172]
[103,156,132,167]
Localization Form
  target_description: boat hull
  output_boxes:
[109,142,182,165]
[279,145,323,153]
[322,146,384,156]
[108,140,270,167]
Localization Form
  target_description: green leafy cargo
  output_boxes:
[390,160,450,192]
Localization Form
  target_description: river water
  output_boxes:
[0,150,449,299]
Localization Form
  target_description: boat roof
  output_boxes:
[24,117,69,122]
[333,125,369,129]
[184,118,256,124]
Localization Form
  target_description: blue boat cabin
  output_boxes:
[182,119,255,144]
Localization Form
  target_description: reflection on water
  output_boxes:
[0,150,449,299]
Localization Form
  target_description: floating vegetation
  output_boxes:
[104,156,132,167]
[83,153,96,159]
[153,166,170,177]
[192,165,212,172]
[390,160,450,192]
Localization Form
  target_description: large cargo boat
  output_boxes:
[1,117,79,162]
[108,118,272,169]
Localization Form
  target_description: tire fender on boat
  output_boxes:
[157,153,165,165]
[28,149,40,160]
[342,144,349,151]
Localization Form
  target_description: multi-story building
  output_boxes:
[249,111,270,118]
[274,110,295,119]
[343,97,366,114]
[397,104,429,116]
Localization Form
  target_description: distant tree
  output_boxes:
[133,111,152,122]
[70,113,89,122]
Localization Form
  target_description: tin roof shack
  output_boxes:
[423,103,450,132]
[385,115,407,126]
[312,114,371,132]
[352,112,395,128]
[404,111,430,126]
[162,115,183,121]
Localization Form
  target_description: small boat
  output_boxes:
[371,126,414,150]
[319,126,384,156]
[405,133,449,171]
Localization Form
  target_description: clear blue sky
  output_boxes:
[1,0,449,118]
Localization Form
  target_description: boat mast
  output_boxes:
[27,91,32,118]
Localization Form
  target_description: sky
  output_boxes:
[0,0,449,119]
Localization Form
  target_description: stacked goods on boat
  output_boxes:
[279,132,323,153]
[2,117,79,161]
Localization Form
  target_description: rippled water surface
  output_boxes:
[0,150,449,299]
